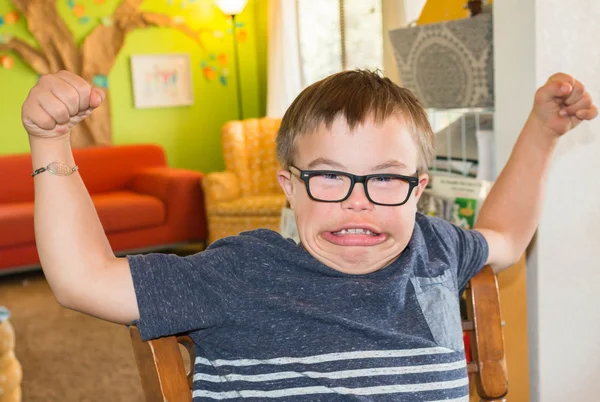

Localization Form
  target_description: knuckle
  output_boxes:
[77,82,92,99]
[27,86,40,99]
[38,74,53,85]
[64,90,80,111]
[534,89,545,103]
[38,113,56,129]
[57,70,76,80]
[52,105,70,124]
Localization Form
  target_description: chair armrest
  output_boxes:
[463,265,508,401]
[130,325,193,402]
[201,171,241,204]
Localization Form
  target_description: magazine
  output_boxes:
[418,175,492,230]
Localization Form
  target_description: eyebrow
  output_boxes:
[371,160,409,171]
[305,158,409,172]
[306,158,346,170]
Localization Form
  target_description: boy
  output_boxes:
[22,70,596,401]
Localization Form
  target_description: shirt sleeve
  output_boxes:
[128,242,244,341]
[452,226,489,291]
[420,214,489,292]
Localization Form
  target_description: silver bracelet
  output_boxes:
[32,161,79,177]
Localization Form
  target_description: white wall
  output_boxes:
[495,1,600,400]
[381,0,427,84]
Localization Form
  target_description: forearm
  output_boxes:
[475,116,558,267]
[30,136,116,305]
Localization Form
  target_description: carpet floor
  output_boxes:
[2,270,145,402]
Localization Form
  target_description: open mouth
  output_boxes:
[332,228,378,236]
[323,227,387,246]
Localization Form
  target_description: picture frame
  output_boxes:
[130,53,194,109]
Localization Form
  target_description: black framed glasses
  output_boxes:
[289,165,420,206]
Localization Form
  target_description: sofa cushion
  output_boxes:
[0,192,166,249]
[0,202,35,249]
[209,194,287,217]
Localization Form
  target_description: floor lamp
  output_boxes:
[215,0,248,121]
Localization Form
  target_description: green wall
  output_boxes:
[0,0,268,173]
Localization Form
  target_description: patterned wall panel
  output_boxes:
[389,13,494,109]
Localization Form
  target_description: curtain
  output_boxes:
[266,0,303,117]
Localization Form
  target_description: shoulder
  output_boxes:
[414,213,460,247]
[207,229,296,252]
[203,229,302,264]
[414,212,487,249]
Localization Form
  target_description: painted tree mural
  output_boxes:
[0,0,212,147]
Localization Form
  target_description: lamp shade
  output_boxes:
[215,0,248,15]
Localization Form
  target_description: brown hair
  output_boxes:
[276,69,435,172]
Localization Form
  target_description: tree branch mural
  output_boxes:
[0,0,211,147]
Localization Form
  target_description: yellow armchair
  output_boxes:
[202,118,287,243]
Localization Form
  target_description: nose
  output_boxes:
[341,181,374,211]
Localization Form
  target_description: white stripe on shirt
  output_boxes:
[193,360,466,383]
[192,377,470,399]
[195,347,455,367]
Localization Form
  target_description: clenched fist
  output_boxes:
[531,73,598,137]
[21,70,104,139]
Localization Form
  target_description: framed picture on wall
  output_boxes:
[130,53,194,109]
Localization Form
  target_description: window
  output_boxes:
[297,0,383,86]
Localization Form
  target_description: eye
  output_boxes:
[320,173,343,180]
[373,175,392,182]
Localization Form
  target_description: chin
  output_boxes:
[324,246,398,274]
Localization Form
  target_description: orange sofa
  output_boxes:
[0,144,207,274]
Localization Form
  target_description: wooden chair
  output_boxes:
[130,327,195,402]
[130,265,508,402]
[463,266,509,401]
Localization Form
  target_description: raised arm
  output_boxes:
[474,73,598,273]
[22,71,139,324]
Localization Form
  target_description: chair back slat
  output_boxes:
[464,266,508,401]
[130,326,192,402]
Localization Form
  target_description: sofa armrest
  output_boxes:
[127,167,206,239]
[128,167,203,204]
[201,171,241,204]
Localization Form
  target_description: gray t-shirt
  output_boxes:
[129,213,488,401]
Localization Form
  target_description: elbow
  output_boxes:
[53,289,78,311]
[44,270,98,312]
[490,259,515,275]
[477,228,522,274]
[490,249,522,275]
[50,280,86,311]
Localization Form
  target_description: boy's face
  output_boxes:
[277,115,429,275]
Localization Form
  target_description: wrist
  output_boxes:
[29,135,75,168]
[28,133,71,145]
[523,114,561,148]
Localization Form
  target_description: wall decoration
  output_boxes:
[92,74,108,88]
[200,51,229,86]
[0,54,14,68]
[3,10,19,24]
[389,13,494,109]
[0,0,211,147]
[130,53,194,109]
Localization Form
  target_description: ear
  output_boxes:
[413,173,429,201]
[277,169,296,209]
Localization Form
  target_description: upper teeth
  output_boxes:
[337,228,374,235]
